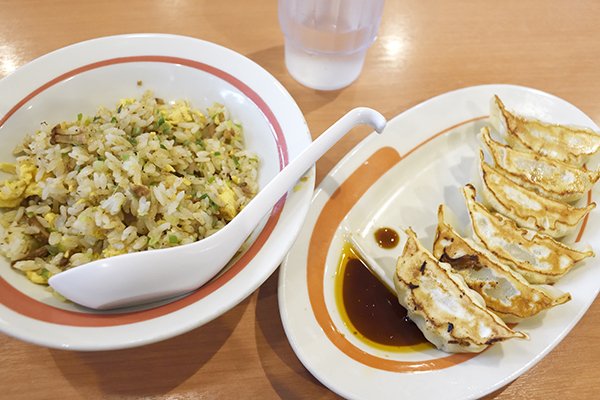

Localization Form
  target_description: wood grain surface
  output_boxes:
[1,1,599,399]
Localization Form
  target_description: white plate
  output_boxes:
[278,84,599,400]
[0,34,315,350]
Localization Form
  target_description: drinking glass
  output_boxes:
[278,0,385,91]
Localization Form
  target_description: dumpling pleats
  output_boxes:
[490,95,600,167]
[480,127,600,202]
[479,150,595,238]
[394,228,527,353]
[463,184,594,284]
[433,204,571,322]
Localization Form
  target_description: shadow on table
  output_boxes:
[245,45,343,117]
[254,270,341,399]
[49,297,249,398]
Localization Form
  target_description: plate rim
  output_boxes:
[278,83,600,400]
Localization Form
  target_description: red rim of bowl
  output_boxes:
[0,55,289,327]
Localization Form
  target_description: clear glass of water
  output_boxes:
[278,0,385,91]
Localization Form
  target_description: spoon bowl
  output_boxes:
[49,107,386,309]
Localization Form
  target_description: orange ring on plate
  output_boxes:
[306,116,593,372]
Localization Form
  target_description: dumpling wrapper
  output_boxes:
[433,204,571,322]
[463,184,594,284]
[479,150,595,238]
[480,127,600,202]
[490,95,600,167]
[394,228,527,353]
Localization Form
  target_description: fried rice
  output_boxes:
[0,91,259,285]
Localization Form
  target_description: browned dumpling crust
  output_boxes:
[490,95,600,167]
[480,127,600,203]
[479,151,595,238]
[394,228,527,353]
[433,205,571,322]
[463,184,594,284]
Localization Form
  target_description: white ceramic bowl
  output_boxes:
[0,33,314,350]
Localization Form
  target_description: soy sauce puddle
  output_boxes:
[374,227,399,249]
[335,243,432,352]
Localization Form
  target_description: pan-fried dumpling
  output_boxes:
[433,205,571,322]
[463,184,594,284]
[479,151,595,238]
[480,127,600,202]
[394,228,527,353]
[490,95,600,167]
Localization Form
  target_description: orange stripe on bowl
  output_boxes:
[0,56,289,326]
[0,198,285,326]
[0,56,289,170]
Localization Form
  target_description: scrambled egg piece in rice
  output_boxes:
[0,162,40,208]
[0,91,260,287]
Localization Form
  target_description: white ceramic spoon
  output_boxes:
[48,107,386,309]
[346,233,396,294]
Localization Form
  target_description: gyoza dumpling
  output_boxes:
[394,228,527,353]
[479,151,595,238]
[480,127,600,202]
[463,184,594,284]
[433,205,571,322]
[490,95,600,167]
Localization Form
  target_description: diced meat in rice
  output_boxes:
[0,91,259,285]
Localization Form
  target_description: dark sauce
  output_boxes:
[374,227,399,249]
[336,245,428,350]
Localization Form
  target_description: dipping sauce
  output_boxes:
[335,244,430,351]
[374,227,399,249]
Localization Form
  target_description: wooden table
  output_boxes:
[1,1,599,398]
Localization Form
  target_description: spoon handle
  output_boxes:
[48,107,386,310]
[233,107,387,238]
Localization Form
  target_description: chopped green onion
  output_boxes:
[198,193,209,200]
[207,176,215,184]
[213,151,221,156]
[111,116,117,124]
[122,154,130,161]
[168,234,179,244]
[160,122,172,134]
[157,116,165,126]
[160,144,167,150]
[77,113,83,121]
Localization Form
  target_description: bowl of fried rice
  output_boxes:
[0,33,314,350]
